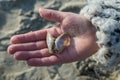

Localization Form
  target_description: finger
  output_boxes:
[48,26,62,38]
[11,29,47,44]
[14,48,51,60]
[27,55,62,66]
[39,8,66,23]
[27,50,73,66]
[8,41,47,54]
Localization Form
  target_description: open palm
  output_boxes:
[8,8,98,66]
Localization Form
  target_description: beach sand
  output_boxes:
[0,0,119,80]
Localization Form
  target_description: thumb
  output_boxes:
[39,8,66,22]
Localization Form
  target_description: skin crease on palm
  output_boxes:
[7,8,99,66]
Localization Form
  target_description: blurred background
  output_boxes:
[0,0,119,80]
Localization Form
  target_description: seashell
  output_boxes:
[46,32,55,53]
[55,33,70,53]
[46,32,70,54]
